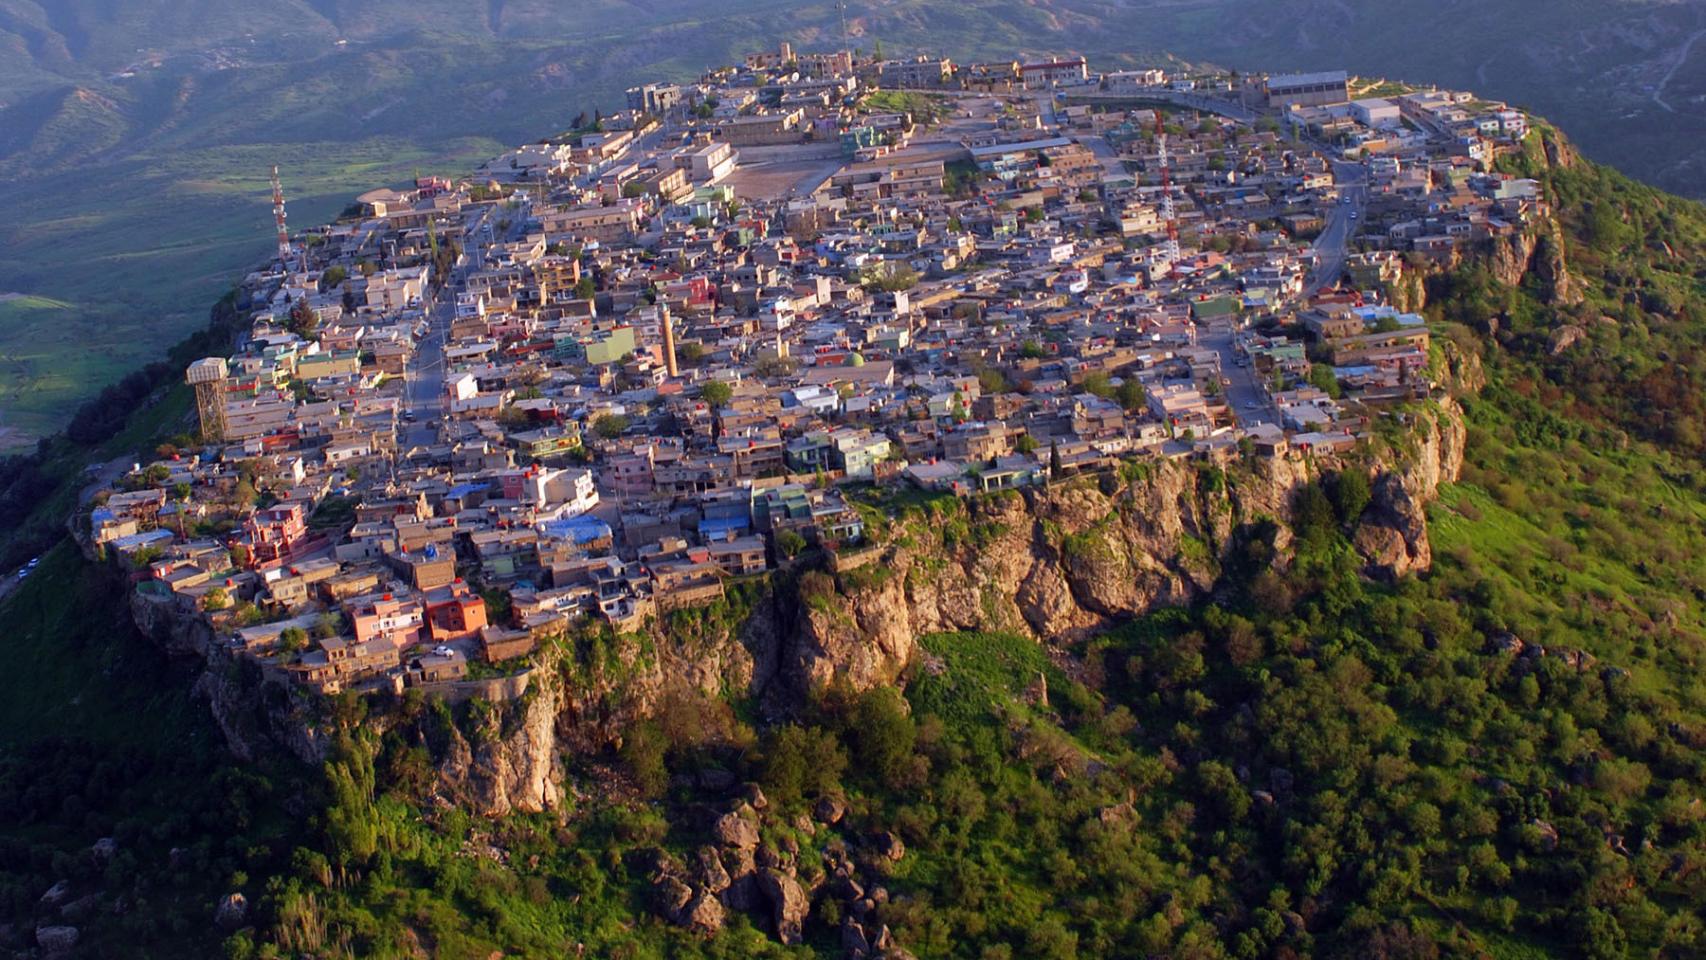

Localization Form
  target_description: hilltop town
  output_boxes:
[95,45,1542,704]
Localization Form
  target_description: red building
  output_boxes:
[424,580,489,642]
[246,503,309,567]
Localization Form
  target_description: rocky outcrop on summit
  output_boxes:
[788,400,1465,694]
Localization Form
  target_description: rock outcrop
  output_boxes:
[433,676,563,816]
[784,408,1463,694]
[116,398,1467,844]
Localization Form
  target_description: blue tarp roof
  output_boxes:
[699,517,751,539]
[541,515,612,545]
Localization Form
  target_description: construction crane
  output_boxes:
[1152,109,1180,273]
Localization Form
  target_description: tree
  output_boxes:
[1082,372,1115,399]
[202,587,231,611]
[852,688,916,782]
[592,414,629,439]
[278,627,309,655]
[574,276,596,300]
[977,367,1010,395]
[1332,470,1372,525]
[860,262,920,293]
[776,529,807,560]
[287,297,318,339]
[1115,379,1147,412]
[760,724,847,808]
[678,341,706,366]
[620,721,670,798]
[1307,363,1342,399]
[1020,340,1047,359]
[322,738,378,873]
[754,356,797,378]
[1049,440,1063,476]
[699,380,733,409]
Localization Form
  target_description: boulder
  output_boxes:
[38,880,71,908]
[842,916,872,955]
[1547,324,1586,355]
[695,846,731,894]
[741,783,768,811]
[813,795,846,825]
[713,807,760,851]
[681,891,725,936]
[58,894,99,922]
[872,923,895,950]
[758,869,808,945]
[35,926,80,955]
[655,876,693,919]
[215,892,249,931]
[872,831,906,862]
[90,838,118,862]
[697,768,737,791]
[1531,818,1561,852]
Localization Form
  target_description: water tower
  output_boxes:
[186,357,229,442]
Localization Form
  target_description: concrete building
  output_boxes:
[1265,70,1349,109]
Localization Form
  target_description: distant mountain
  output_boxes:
[2,0,1702,192]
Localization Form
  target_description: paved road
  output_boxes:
[1305,159,1368,293]
[1199,322,1274,428]
[400,291,450,449]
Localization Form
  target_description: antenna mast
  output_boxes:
[271,165,293,273]
[1153,110,1180,272]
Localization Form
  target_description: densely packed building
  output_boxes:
[102,45,1535,701]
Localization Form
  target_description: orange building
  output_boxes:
[424,580,489,642]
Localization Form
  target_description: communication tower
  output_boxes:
[1153,110,1181,271]
[271,166,293,272]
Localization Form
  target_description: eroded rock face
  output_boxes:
[781,425,1459,696]
[680,891,725,936]
[434,675,562,816]
[1352,400,1467,581]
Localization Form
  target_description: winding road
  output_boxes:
[1654,28,1706,114]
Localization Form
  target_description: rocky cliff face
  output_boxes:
[432,676,563,817]
[787,400,1465,695]
[1352,401,1467,580]
[129,587,330,766]
[120,403,1466,818]
[1483,214,1581,306]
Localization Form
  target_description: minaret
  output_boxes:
[660,305,679,378]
